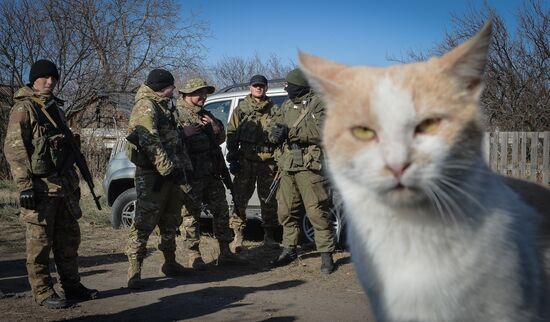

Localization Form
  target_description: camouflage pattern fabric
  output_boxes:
[126,84,183,176]
[180,176,233,252]
[25,195,81,303]
[4,86,80,195]
[178,78,215,94]
[226,94,279,229]
[125,84,187,261]
[4,86,84,303]
[269,91,335,251]
[126,168,184,260]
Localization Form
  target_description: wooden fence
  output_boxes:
[484,132,550,186]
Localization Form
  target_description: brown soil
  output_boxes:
[0,220,374,322]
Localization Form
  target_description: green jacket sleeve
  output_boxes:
[4,102,34,191]
[129,100,175,176]
[226,104,242,162]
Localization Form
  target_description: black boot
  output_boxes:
[40,292,68,309]
[63,283,99,301]
[320,252,335,274]
[270,248,297,267]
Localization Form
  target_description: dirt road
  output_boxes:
[0,222,374,321]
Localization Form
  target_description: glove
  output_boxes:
[271,123,289,144]
[20,189,36,210]
[165,168,185,184]
[229,161,241,175]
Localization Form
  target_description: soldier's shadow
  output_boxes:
[64,280,304,322]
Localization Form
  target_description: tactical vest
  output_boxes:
[236,97,276,161]
[273,93,325,172]
[26,98,73,177]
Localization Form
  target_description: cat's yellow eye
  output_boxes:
[351,126,376,141]
[416,118,442,134]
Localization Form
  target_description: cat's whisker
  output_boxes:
[437,176,488,214]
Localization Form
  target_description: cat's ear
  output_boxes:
[439,20,492,95]
[298,51,347,99]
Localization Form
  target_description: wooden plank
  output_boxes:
[511,132,519,177]
[482,132,490,164]
[500,132,508,175]
[543,132,549,186]
[530,132,538,182]
[520,132,527,178]
[490,132,499,171]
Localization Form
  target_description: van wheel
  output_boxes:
[111,188,137,229]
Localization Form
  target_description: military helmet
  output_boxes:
[285,68,309,87]
[179,78,215,95]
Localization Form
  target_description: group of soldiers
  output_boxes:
[4,59,337,309]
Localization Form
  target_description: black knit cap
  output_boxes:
[29,59,59,85]
[145,68,175,91]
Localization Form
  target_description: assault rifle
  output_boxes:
[265,170,281,203]
[45,100,102,210]
[200,111,241,217]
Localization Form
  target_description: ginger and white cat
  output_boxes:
[299,22,549,322]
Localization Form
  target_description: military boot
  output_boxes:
[63,283,99,301]
[320,252,335,274]
[159,252,188,277]
[127,258,143,289]
[217,241,249,266]
[262,228,280,249]
[39,292,68,309]
[270,247,297,267]
[229,227,244,253]
[188,251,206,271]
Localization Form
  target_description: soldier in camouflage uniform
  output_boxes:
[176,78,247,268]
[269,69,336,274]
[226,75,280,252]
[125,69,192,289]
[4,60,98,308]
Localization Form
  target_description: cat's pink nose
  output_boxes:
[386,163,410,178]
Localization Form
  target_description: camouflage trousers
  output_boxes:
[277,170,335,252]
[126,168,185,261]
[180,176,232,253]
[22,194,82,303]
[231,159,278,230]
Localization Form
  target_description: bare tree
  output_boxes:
[210,53,295,89]
[0,0,210,121]
[390,0,549,131]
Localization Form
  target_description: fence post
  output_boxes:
[511,132,519,177]
[530,132,538,182]
[543,132,549,186]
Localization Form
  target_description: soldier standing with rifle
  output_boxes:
[176,78,248,268]
[125,69,191,289]
[226,75,280,252]
[4,60,98,308]
[269,69,336,274]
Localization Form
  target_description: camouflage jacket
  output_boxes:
[269,91,326,172]
[4,86,80,196]
[126,84,185,175]
[226,94,278,163]
[175,98,225,179]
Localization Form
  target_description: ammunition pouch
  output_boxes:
[30,132,72,177]
[303,145,323,171]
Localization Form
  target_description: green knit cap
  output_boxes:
[285,68,309,87]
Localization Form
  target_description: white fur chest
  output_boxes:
[344,191,526,322]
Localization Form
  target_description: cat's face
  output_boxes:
[300,23,492,208]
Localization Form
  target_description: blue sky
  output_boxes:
[183,0,523,67]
